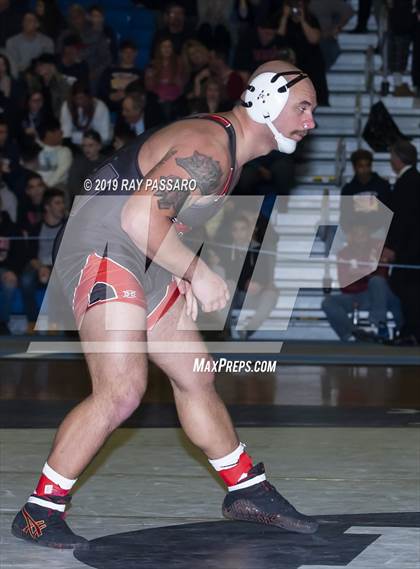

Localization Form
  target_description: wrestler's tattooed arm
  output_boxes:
[175,151,223,195]
[152,150,223,211]
[155,176,188,210]
[122,143,227,279]
[144,148,186,211]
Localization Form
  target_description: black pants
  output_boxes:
[388,32,413,74]
[412,22,420,88]
[356,0,372,29]
[391,271,420,340]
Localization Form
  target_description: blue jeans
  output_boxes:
[322,276,403,340]
[0,268,18,323]
[20,267,42,323]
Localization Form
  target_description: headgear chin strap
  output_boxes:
[242,71,308,154]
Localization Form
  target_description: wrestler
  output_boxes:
[12,61,318,548]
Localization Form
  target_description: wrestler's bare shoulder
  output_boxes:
[138,115,233,176]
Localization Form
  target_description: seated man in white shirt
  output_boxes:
[36,119,73,190]
[60,81,112,147]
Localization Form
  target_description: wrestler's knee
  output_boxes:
[170,355,216,392]
[94,379,147,428]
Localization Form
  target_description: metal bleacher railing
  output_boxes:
[57,0,156,69]
[262,0,418,339]
[377,0,390,97]
[4,229,417,339]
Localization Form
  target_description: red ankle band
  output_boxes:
[35,474,70,498]
[218,451,253,486]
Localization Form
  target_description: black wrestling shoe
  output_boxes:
[222,463,319,534]
[11,496,88,549]
[389,334,418,347]
[352,327,377,343]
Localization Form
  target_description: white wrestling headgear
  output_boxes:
[242,71,308,154]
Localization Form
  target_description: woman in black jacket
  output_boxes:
[18,90,53,147]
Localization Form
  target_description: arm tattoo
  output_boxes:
[147,147,177,179]
[175,151,223,195]
[146,148,184,210]
[155,176,190,210]
[147,148,223,211]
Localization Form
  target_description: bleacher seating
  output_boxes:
[7,0,417,341]
[104,10,132,32]
[250,0,419,340]
[130,9,156,30]
[56,1,156,69]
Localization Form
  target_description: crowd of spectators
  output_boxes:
[350,0,420,96]
[0,0,331,334]
[0,0,419,343]
[323,140,420,345]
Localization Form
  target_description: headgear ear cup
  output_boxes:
[244,72,289,123]
[242,70,308,154]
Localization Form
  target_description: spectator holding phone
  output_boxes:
[277,0,330,106]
